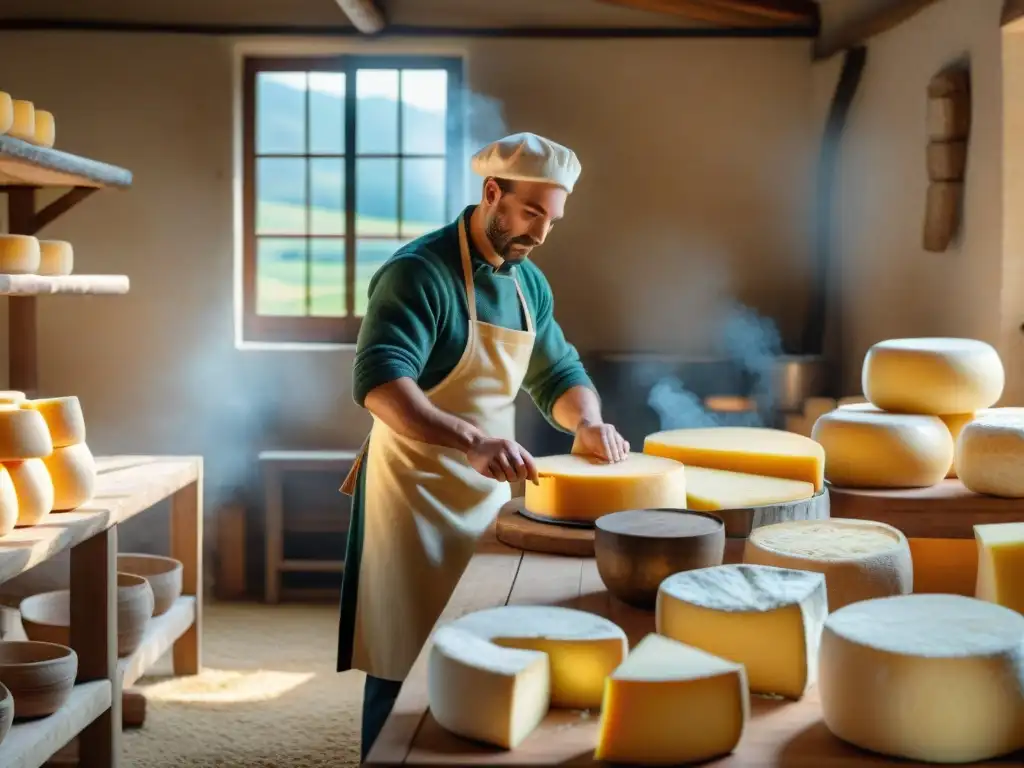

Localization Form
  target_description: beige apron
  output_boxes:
[342,217,536,681]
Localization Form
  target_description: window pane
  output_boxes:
[257,237,307,316]
[310,238,345,317]
[402,70,447,155]
[356,239,404,317]
[256,72,306,155]
[357,158,398,236]
[310,158,345,235]
[357,69,398,154]
[257,158,306,234]
[309,72,345,154]
[401,158,446,237]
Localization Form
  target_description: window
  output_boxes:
[241,55,464,344]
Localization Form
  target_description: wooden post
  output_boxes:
[171,473,203,674]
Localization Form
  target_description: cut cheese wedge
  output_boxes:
[974,522,1024,614]
[22,396,86,448]
[595,633,749,765]
[862,337,1004,415]
[685,466,814,511]
[0,234,41,274]
[0,465,17,536]
[43,442,96,511]
[819,594,1024,763]
[38,240,73,276]
[428,625,550,749]
[8,458,55,527]
[644,427,825,491]
[812,408,953,488]
[446,605,628,710]
[0,92,12,134]
[656,563,827,699]
[956,413,1024,497]
[0,408,53,461]
[9,100,34,141]
[525,453,686,524]
[744,519,912,611]
[32,109,54,148]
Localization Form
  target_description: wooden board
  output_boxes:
[367,539,1023,766]
[828,479,1024,538]
[0,134,132,188]
[0,274,130,296]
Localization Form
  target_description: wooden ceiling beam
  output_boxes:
[334,0,385,34]
[814,0,940,60]
[597,0,818,29]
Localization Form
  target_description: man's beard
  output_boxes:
[485,212,535,263]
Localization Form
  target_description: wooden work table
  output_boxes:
[367,529,1024,767]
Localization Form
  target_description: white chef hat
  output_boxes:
[471,132,582,194]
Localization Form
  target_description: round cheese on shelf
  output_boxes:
[9,99,34,141]
[445,604,628,711]
[743,519,912,611]
[8,458,55,527]
[38,240,73,276]
[32,109,54,148]
[0,466,17,536]
[811,408,953,488]
[818,594,1024,763]
[43,442,96,511]
[524,453,686,524]
[862,337,1004,414]
[22,396,86,448]
[0,92,12,135]
[955,413,1024,497]
[0,234,41,274]
[0,408,53,461]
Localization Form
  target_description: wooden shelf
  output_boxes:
[0,274,129,296]
[120,596,196,689]
[0,135,132,189]
[0,680,112,766]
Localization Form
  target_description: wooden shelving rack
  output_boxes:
[0,137,204,767]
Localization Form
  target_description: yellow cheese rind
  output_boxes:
[43,442,96,511]
[0,92,12,135]
[32,109,54,148]
[656,563,827,700]
[644,427,825,491]
[8,458,55,527]
[744,519,912,611]
[685,466,814,511]
[38,240,73,276]
[955,414,1024,497]
[0,234,41,274]
[819,594,1024,763]
[428,625,550,749]
[974,523,1024,614]
[862,337,1004,415]
[595,634,749,764]
[447,605,628,710]
[525,453,686,524]
[812,409,952,488]
[0,466,17,536]
[0,408,53,461]
[9,100,34,141]
[21,396,86,448]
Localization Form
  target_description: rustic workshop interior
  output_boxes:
[0,0,1022,766]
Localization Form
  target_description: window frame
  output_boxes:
[241,54,465,345]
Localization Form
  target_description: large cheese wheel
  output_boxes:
[0,409,53,461]
[743,519,912,610]
[32,109,54,148]
[811,408,952,488]
[819,594,1024,762]
[0,466,17,536]
[525,453,686,524]
[955,413,1024,497]
[8,458,55,527]
[644,427,825,491]
[862,337,1004,414]
[0,92,12,135]
[38,240,73,276]
[0,235,41,274]
[22,397,86,448]
[9,99,34,141]
[43,443,96,511]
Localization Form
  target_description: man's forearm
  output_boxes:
[551,385,604,432]
[364,377,484,452]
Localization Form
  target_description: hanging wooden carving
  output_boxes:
[923,66,970,252]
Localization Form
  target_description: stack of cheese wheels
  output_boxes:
[811,337,1005,488]
[642,426,822,510]
[0,94,56,147]
[0,399,55,528]
[21,396,96,512]
[0,235,74,276]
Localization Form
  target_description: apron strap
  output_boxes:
[340,435,370,495]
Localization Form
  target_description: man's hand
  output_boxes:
[573,420,630,462]
[467,437,540,484]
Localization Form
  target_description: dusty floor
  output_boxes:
[124,601,362,767]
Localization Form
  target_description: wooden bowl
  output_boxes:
[594,509,725,609]
[0,640,77,719]
[117,554,183,617]
[0,681,12,744]
[19,572,155,657]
